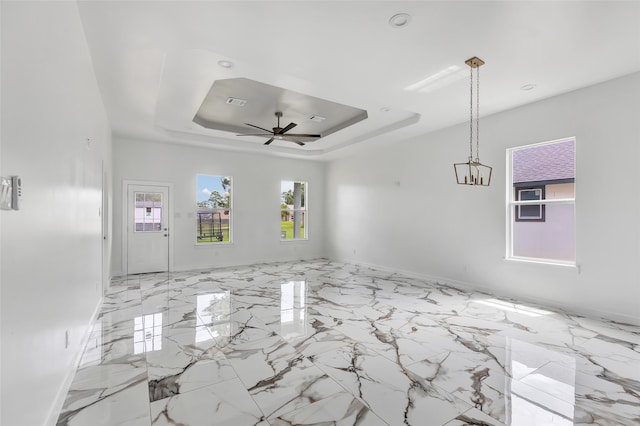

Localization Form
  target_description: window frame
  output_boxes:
[196,175,233,245]
[515,185,545,222]
[280,180,308,241]
[506,138,576,266]
[133,191,164,233]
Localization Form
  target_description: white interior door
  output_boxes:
[127,184,169,274]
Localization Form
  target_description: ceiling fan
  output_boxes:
[237,111,321,146]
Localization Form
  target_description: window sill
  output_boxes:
[280,239,308,243]
[195,242,234,247]
[506,256,578,269]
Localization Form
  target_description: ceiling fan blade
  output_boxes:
[244,123,273,133]
[280,122,297,134]
[284,133,321,138]
[263,137,275,145]
[283,136,305,146]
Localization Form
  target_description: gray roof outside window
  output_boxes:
[513,139,575,184]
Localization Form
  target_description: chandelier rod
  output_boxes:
[476,63,480,162]
[469,61,474,160]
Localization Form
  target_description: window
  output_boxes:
[196,175,232,244]
[134,192,163,232]
[515,186,545,221]
[281,181,307,240]
[507,138,575,264]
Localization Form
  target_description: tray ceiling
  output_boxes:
[75,1,640,159]
[192,78,368,144]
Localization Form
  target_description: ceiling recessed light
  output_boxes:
[521,84,537,91]
[389,13,411,28]
[218,60,234,68]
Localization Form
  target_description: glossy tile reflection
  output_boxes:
[57,260,640,425]
[280,280,307,340]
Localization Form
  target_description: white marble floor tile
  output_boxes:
[575,369,640,406]
[269,391,388,426]
[147,346,237,402]
[571,316,640,345]
[57,376,150,426]
[249,358,345,419]
[71,355,147,388]
[220,332,345,418]
[97,305,143,324]
[211,307,278,349]
[80,328,140,366]
[288,322,358,358]
[406,351,509,423]
[58,260,639,426]
[149,378,266,425]
[311,343,470,425]
[144,327,237,401]
[443,407,507,426]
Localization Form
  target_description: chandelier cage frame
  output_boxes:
[454,56,492,187]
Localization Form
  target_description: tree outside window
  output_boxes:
[281,181,307,240]
[196,175,232,243]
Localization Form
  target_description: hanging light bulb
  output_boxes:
[454,57,492,186]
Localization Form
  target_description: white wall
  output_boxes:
[326,72,640,325]
[0,2,112,425]
[112,138,325,275]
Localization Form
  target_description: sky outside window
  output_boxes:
[197,175,229,204]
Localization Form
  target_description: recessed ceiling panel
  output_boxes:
[192,78,368,143]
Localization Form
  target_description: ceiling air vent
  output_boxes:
[308,115,326,123]
[226,97,247,107]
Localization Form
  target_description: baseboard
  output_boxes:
[329,257,640,327]
[45,296,103,426]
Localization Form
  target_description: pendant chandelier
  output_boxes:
[454,57,492,186]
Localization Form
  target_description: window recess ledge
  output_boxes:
[194,242,234,248]
[505,256,579,270]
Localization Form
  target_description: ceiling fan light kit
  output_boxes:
[236,111,322,146]
[454,56,492,187]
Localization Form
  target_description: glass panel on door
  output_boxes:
[134,192,163,232]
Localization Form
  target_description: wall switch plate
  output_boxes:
[11,176,21,210]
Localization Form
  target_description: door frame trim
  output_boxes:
[122,180,174,275]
